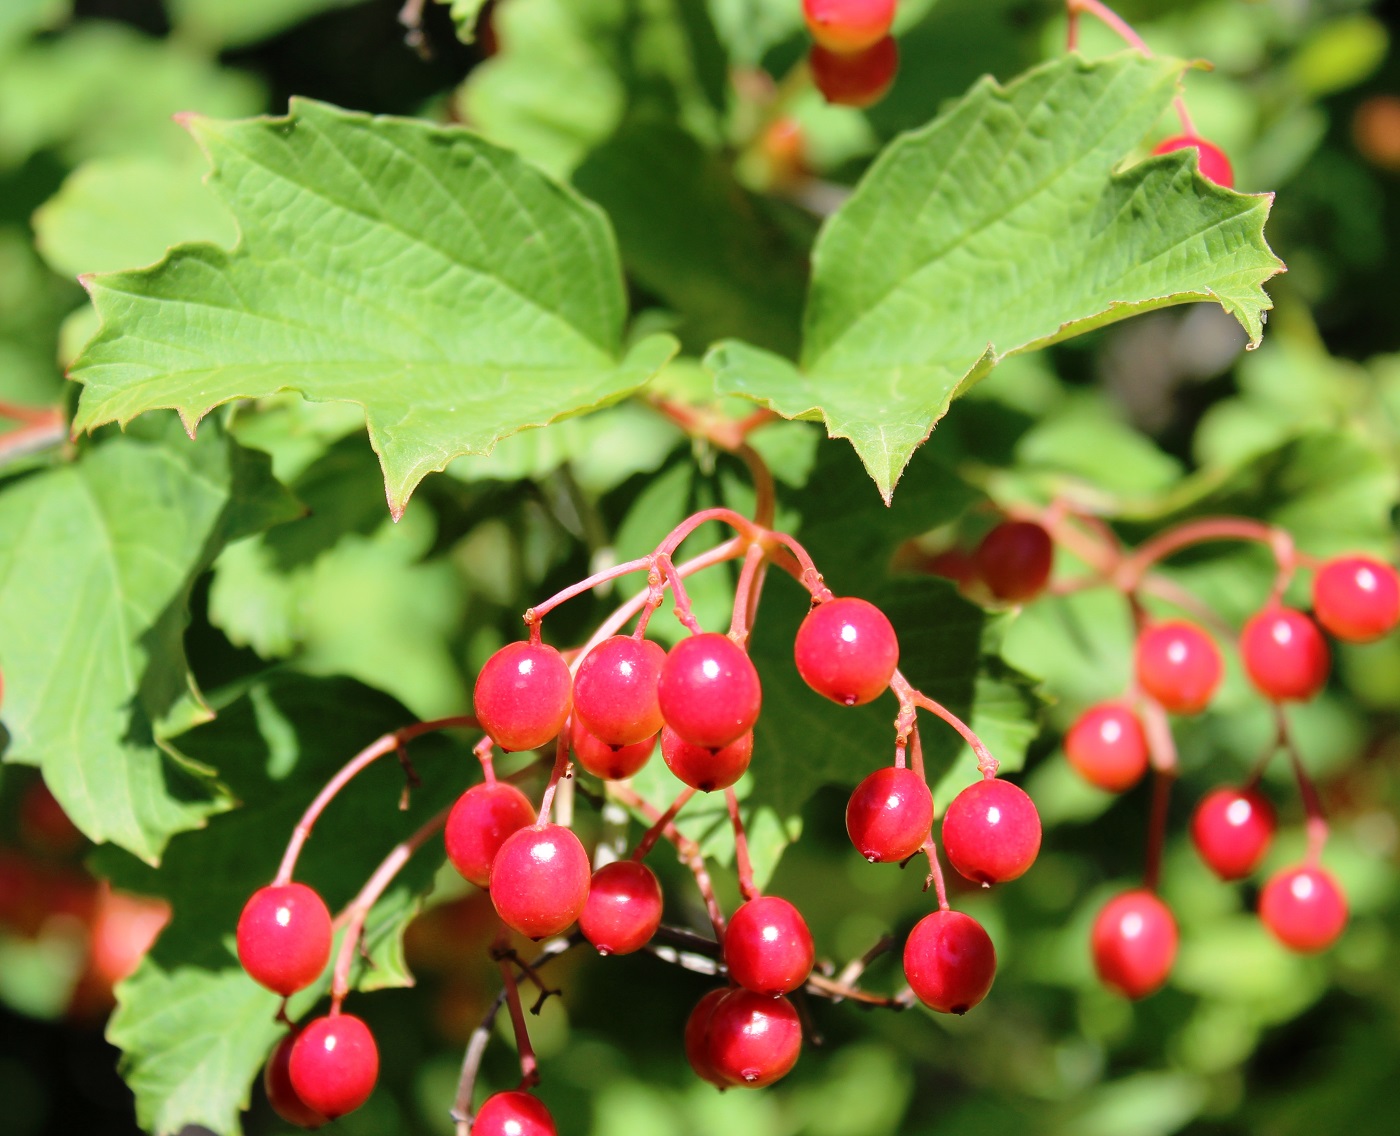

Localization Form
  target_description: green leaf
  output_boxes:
[0,418,300,863]
[0,0,67,55]
[167,0,368,49]
[710,52,1283,502]
[97,674,477,1136]
[67,98,677,517]
[435,0,489,42]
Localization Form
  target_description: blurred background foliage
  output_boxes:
[3,0,1400,1135]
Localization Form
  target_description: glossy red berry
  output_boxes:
[489,824,591,939]
[1091,889,1178,999]
[570,717,656,781]
[657,633,762,750]
[236,883,333,996]
[444,782,537,888]
[1153,134,1235,188]
[706,989,802,1088]
[288,1014,379,1120]
[473,1090,557,1136]
[1135,620,1223,715]
[1064,702,1149,792]
[794,597,899,706]
[580,860,663,956]
[1240,606,1330,702]
[941,778,1041,885]
[660,726,753,792]
[974,521,1054,603]
[684,988,732,1087]
[802,0,895,54]
[1259,864,1348,953]
[474,641,573,751]
[1190,786,1276,881]
[265,1029,328,1130]
[573,635,666,746]
[845,766,934,862]
[810,37,898,108]
[1312,556,1400,642]
[903,909,997,1014]
[724,896,815,996]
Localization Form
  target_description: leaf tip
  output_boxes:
[171,111,202,133]
[177,409,201,440]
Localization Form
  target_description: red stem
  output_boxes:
[1276,706,1329,862]
[495,934,541,1090]
[920,835,951,910]
[893,672,999,777]
[1117,517,1294,593]
[535,727,573,824]
[1139,702,1178,892]
[632,787,696,861]
[725,788,758,902]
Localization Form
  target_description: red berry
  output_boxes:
[802,0,895,53]
[1091,889,1178,999]
[1135,620,1223,715]
[724,896,815,996]
[288,1014,378,1120]
[1152,134,1235,188]
[1064,702,1149,792]
[810,36,898,108]
[580,860,663,956]
[845,766,933,862]
[1240,606,1330,702]
[489,824,591,940]
[474,641,573,752]
[973,521,1054,603]
[1312,556,1400,642]
[570,717,656,781]
[794,597,899,706]
[1190,786,1276,881]
[684,988,732,1087]
[236,883,333,996]
[923,547,978,588]
[1259,864,1348,953]
[941,778,1041,885]
[660,726,753,792]
[473,1090,557,1136]
[705,989,802,1088]
[657,633,762,749]
[264,1029,328,1130]
[444,782,537,889]
[573,635,666,746]
[903,909,997,1014]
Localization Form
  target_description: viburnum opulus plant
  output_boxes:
[9,0,1398,1132]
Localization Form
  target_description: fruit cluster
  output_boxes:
[803,0,900,109]
[232,474,1042,1130]
[929,512,1399,1000]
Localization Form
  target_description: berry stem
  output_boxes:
[725,787,759,902]
[0,404,66,464]
[329,806,450,1008]
[894,672,999,777]
[1117,518,1296,593]
[728,543,770,643]
[274,716,479,886]
[1140,701,1178,892]
[526,553,657,622]
[631,787,696,862]
[1275,705,1330,862]
[494,933,541,1091]
[920,835,951,911]
[535,728,573,825]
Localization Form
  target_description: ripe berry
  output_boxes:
[802,0,895,54]
[941,778,1041,885]
[570,717,656,781]
[473,1090,557,1136]
[264,1029,328,1129]
[236,883,333,996]
[573,635,666,746]
[1240,606,1330,702]
[1135,620,1223,715]
[580,860,663,956]
[684,988,732,1087]
[288,1014,379,1120]
[794,597,899,706]
[724,896,815,996]
[845,766,934,862]
[974,521,1054,603]
[1152,134,1235,188]
[1312,556,1400,642]
[705,988,802,1088]
[489,824,591,939]
[903,909,997,1014]
[474,641,573,752]
[1190,786,1275,881]
[810,37,898,109]
[1259,864,1348,953]
[1064,703,1149,792]
[1091,889,1178,999]
[444,782,537,888]
[657,633,762,749]
[660,726,752,792]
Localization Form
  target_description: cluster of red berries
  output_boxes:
[802,0,900,108]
